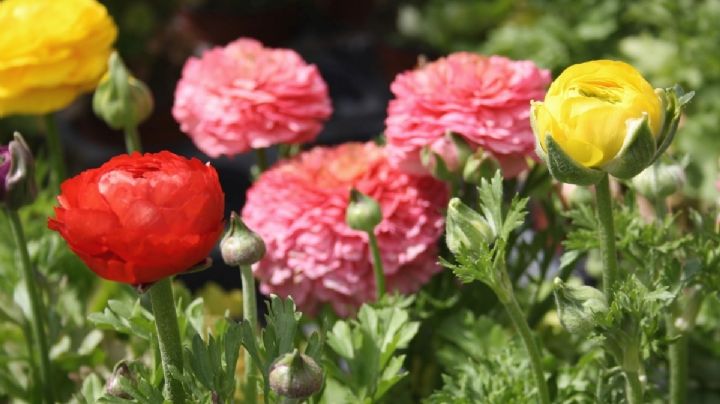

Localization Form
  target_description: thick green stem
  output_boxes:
[240,265,258,404]
[6,209,53,404]
[624,371,643,404]
[124,125,143,154]
[149,278,186,404]
[594,174,618,299]
[504,295,550,404]
[367,232,386,299]
[44,114,66,191]
[666,315,688,404]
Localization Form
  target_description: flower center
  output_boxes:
[575,81,623,104]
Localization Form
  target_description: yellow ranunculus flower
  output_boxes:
[0,0,117,116]
[532,60,662,168]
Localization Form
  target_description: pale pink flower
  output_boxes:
[173,38,332,157]
[385,53,551,177]
[242,142,448,316]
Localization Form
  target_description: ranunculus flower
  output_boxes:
[532,60,690,185]
[173,38,332,158]
[0,0,117,116]
[385,53,551,177]
[242,142,448,316]
[48,152,225,285]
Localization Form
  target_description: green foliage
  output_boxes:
[322,297,419,403]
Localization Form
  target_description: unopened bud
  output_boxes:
[221,212,266,266]
[269,350,323,399]
[446,197,494,256]
[1,132,37,209]
[346,189,382,233]
[631,161,685,199]
[553,278,607,334]
[106,361,134,399]
[93,51,154,130]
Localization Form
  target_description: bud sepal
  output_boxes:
[1,132,38,210]
[346,189,382,233]
[269,349,323,399]
[553,278,608,334]
[221,212,266,267]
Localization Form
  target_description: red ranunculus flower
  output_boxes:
[48,151,225,285]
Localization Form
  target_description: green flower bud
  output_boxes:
[463,151,500,185]
[1,132,37,210]
[93,51,154,130]
[346,188,382,233]
[631,161,685,199]
[106,361,134,399]
[269,350,323,399]
[221,212,266,266]
[446,197,494,256]
[553,278,607,334]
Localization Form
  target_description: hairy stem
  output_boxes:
[149,278,186,403]
[624,371,643,404]
[6,208,53,404]
[240,265,258,404]
[504,295,550,404]
[594,174,618,299]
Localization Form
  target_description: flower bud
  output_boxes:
[1,132,37,210]
[93,51,154,130]
[463,151,500,185]
[553,278,607,334]
[221,212,266,266]
[346,188,382,233]
[446,197,494,256]
[420,132,473,181]
[106,361,134,399]
[269,350,323,399]
[631,161,685,199]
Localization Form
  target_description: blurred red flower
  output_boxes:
[48,152,225,285]
[242,142,448,316]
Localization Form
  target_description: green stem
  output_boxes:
[624,371,643,404]
[666,315,688,404]
[594,174,618,300]
[149,278,186,404]
[255,148,269,172]
[504,295,551,404]
[44,114,66,191]
[367,232,386,299]
[124,125,143,154]
[6,208,53,404]
[240,265,258,404]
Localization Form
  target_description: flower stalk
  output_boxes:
[6,208,53,404]
[594,174,618,299]
[502,287,550,404]
[124,125,142,154]
[149,278,186,404]
[240,264,259,404]
[666,315,688,404]
[44,114,66,190]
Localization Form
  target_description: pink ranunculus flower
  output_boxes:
[385,53,551,177]
[242,142,448,316]
[173,38,332,157]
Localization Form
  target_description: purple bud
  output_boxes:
[0,145,10,200]
[1,133,37,209]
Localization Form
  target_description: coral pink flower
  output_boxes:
[173,38,332,157]
[385,53,551,177]
[242,142,448,316]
